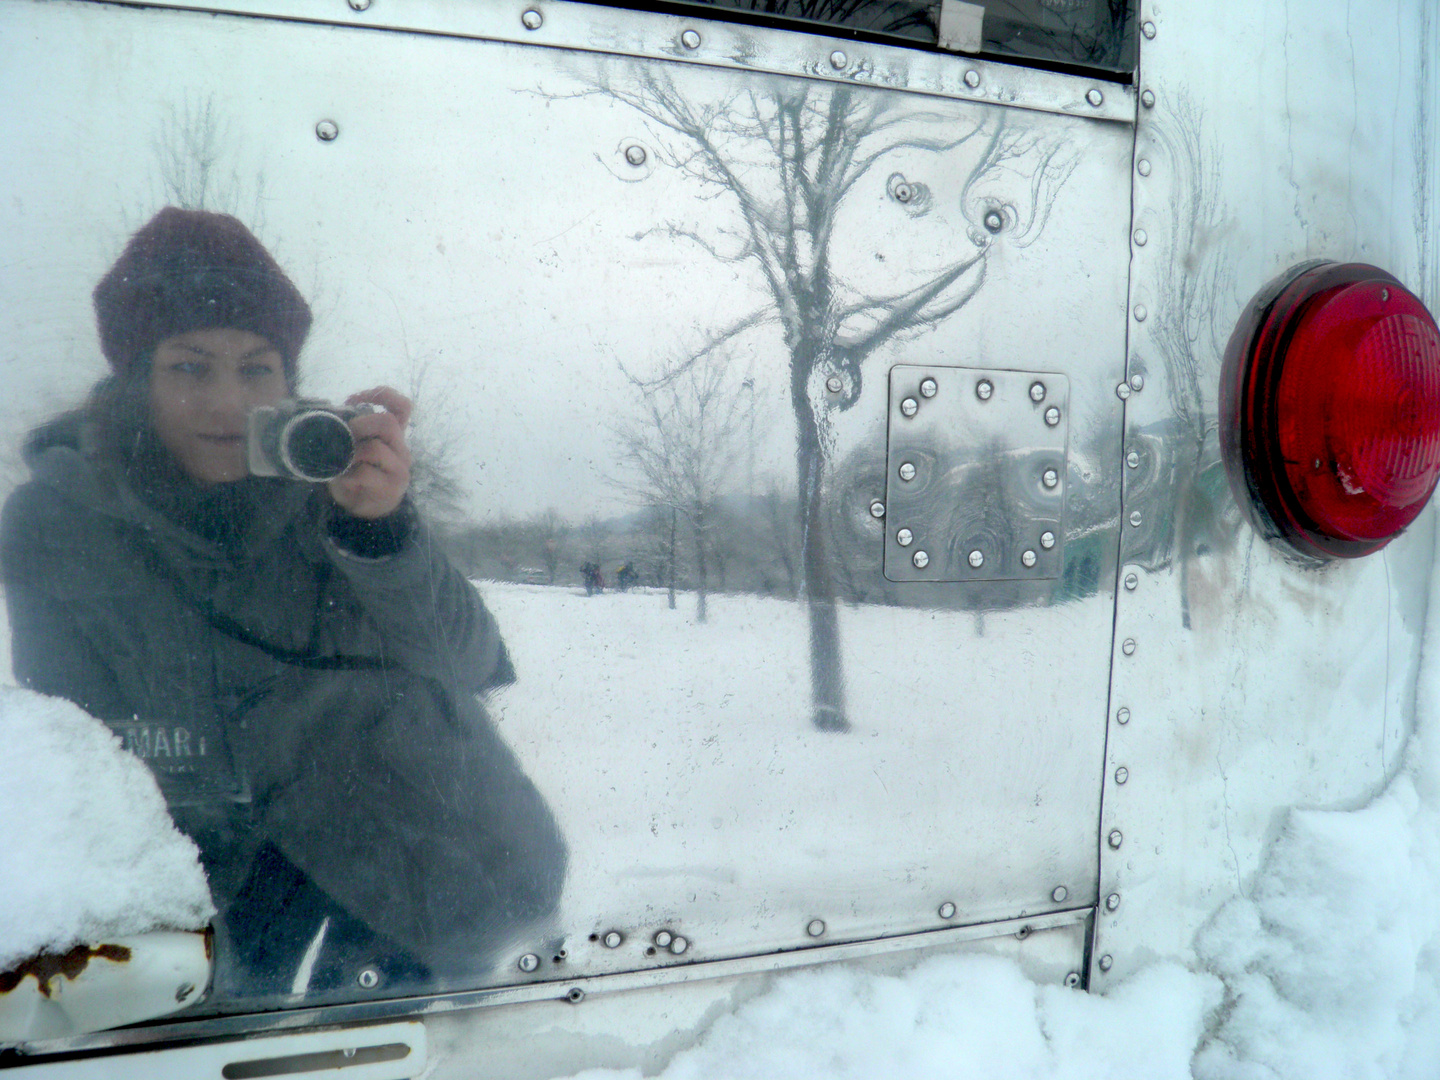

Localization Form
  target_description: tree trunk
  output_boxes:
[667,507,677,611]
[693,507,709,624]
[792,353,848,732]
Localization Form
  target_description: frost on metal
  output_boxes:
[0,687,214,973]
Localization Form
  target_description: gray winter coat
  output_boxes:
[1,410,566,978]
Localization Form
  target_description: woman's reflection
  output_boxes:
[0,207,566,1000]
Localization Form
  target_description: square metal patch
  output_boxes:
[884,365,1068,582]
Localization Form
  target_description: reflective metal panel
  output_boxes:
[0,0,1131,1025]
[1092,0,1439,986]
[884,366,1067,582]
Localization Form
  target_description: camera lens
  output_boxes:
[281,410,355,482]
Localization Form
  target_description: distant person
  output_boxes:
[581,561,604,596]
[616,563,638,591]
[0,208,566,999]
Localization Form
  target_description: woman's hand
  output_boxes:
[328,386,413,520]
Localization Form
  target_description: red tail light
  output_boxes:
[1221,262,1440,559]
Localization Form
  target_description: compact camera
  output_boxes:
[247,399,377,483]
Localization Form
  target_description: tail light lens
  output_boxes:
[1220,262,1440,559]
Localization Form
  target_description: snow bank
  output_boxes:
[0,687,214,972]
[568,956,1220,1080]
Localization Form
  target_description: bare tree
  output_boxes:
[152,96,267,227]
[611,350,754,623]
[532,509,570,584]
[573,64,1077,729]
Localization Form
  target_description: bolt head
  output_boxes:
[1039,530,1056,550]
[1042,468,1059,489]
[357,967,380,989]
[826,375,843,394]
[967,549,984,568]
[1116,707,1130,725]
[964,69,980,88]
[1124,572,1138,590]
[1086,88,1104,107]
[1137,158,1152,176]
[1115,766,1129,784]
[896,528,914,547]
[521,8,543,29]
[654,930,673,947]
[603,931,622,948]
[975,379,993,401]
[1142,20,1156,38]
[1021,549,1037,568]
[1045,406,1061,426]
[669,935,689,954]
[1116,381,1132,401]
[912,549,930,569]
[900,396,919,417]
[1029,381,1046,402]
[315,119,339,142]
[1130,373,1144,391]
[1126,450,1140,468]
[1105,893,1120,912]
[1121,638,1136,655]
[807,919,826,937]
[624,144,647,167]
[1133,229,1148,247]
[983,209,1004,233]
[898,462,917,482]
[1141,89,1156,108]
[518,953,540,973]
[1108,829,1123,849]
[1133,304,1148,322]
[1098,954,1114,972]
[919,377,938,398]
[869,500,886,519]
[830,49,848,69]
[681,28,701,48]
[938,902,956,919]
[1129,510,1142,527]
[1052,886,1068,903]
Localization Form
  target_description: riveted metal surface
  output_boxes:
[3,0,1131,1036]
[884,366,1069,582]
[1092,0,1440,989]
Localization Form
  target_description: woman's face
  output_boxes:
[149,328,288,483]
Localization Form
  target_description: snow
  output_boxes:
[0,687,214,972]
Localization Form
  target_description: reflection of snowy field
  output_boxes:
[478,580,1105,951]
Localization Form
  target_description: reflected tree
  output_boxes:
[612,351,755,623]
[576,64,1076,728]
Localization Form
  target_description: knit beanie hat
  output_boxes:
[93,207,311,377]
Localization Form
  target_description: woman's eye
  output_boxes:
[170,360,206,377]
[242,363,277,381]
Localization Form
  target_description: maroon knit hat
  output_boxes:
[93,207,311,376]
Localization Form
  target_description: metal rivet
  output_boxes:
[347,0,371,10]
[1115,766,1129,784]
[175,982,195,1002]
[919,377,938,398]
[1040,530,1056,550]
[1141,89,1156,108]
[1129,510,1142,527]
[1133,304,1148,322]
[1126,451,1140,468]
[1137,158,1151,176]
[1029,381,1047,403]
[976,379,993,401]
[983,209,1004,233]
[654,930,673,948]
[1022,549,1037,568]
[968,549,984,568]
[1086,88,1104,107]
[1042,468,1059,489]
[1142,19,1156,37]
[1105,893,1120,912]
[830,49,848,69]
[681,28,701,49]
[1382,287,1391,302]
[1045,406,1061,426]
[964,69,980,88]
[357,968,380,989]
[1133,229,1148,247]
[807,919,826,937]
[896,528,914,547]
[1122,638,1136,655]
[521,8,543,29]
[1065,972,1082,988]
[1116,707,1130,725]
[899,462,917,482]
[901,396,919,418]
[1130,373,1144,391]
[1116,382,1132,401]
[315,119,339,142]
[1052,886,1068,903]
[1098,954,1114,972]
[567,987,586,1003]
[826,375,843,394]
[869,500,886,519]
[624,144,647,167]
[1108,830,1123,849]
[1124,572,1138,590]
[913,550,930,569]
[518,953,540,973]
[669,935,689,955]
[603,931,622,948]
[938,902,956,919]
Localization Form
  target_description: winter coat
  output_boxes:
[0,408,566,982]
